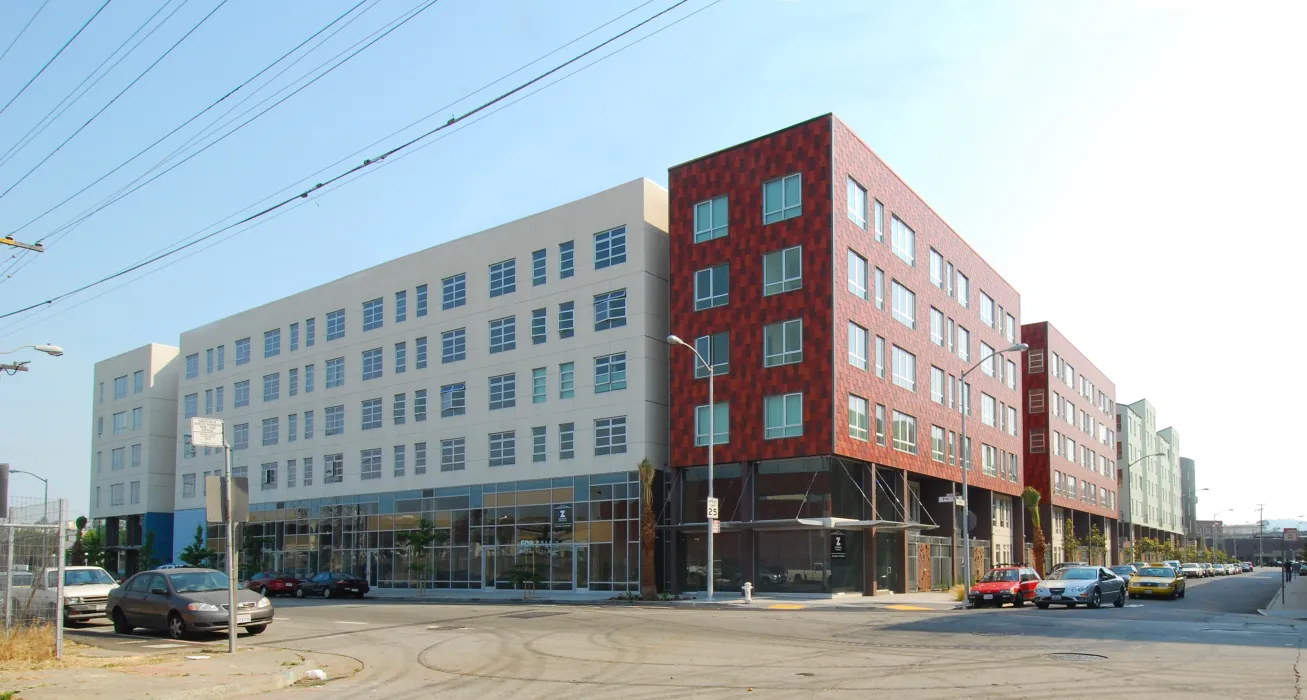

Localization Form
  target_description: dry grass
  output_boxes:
[0,625,55,664]
[949,584,967,601]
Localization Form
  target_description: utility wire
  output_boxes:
[0,0,715,325]
[0,0,51,68]
[0,0,177,172]
[0,0,113,119]
[0,0,227,202]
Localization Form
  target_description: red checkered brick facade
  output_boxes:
[1021,321,1119,519]
[668,115,1023,499]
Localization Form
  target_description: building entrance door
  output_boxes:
[574,545,589,591]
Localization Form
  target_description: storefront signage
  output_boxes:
[830,530,847,560]
[553,504,573,528]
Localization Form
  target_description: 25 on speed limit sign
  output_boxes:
[706,497,719,520]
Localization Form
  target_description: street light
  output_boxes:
[667,334,717,601]
[9,469,50,565]
[959,342,1026,591]
[0,344,64,376]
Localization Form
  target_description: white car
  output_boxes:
[1033,566,1126,609]
[10,566,119,624]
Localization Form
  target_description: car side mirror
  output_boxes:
[151,587,168,596]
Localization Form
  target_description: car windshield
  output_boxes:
[1110,566,1134,574]
[1139,567,1173,577]
[66,569,116,585]
[170,572,230,593]
[980,569,1019,582]
[1058,568,1099,580]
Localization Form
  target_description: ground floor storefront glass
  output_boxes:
[205,471,642,592]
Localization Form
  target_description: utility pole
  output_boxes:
[1257,503,1266,565]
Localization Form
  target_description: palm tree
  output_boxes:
[1022,487,1046,575]
[637,458,657,601]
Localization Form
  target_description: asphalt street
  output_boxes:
[65,569,1303,699]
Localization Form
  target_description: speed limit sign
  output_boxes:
[706,497,719,520]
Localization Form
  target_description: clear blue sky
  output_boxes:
[0,0,1301,525]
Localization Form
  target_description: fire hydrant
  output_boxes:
[742,581,753,604]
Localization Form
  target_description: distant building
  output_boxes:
[1116,399,1183,546]
[1179,456,1197,538]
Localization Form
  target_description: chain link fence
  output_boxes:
[3,497,68,659]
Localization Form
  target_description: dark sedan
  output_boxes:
[246,572,301,597]
[297,572,369,599]
[107,568,273,640]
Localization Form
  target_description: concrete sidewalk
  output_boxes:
[0,644,361,699]
[1259,572,1307,619]
[359,586,961,610]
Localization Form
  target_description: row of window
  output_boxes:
[185,229,629,380]
[93,481,141,508]
[101,370,146,402]
[1053,471,1117,510]
[1051,431,1117,478]
[93,444,143,472]
[97,407,144,437]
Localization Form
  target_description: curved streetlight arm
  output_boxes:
[666,334,716,601]
[0,344,63,356]
[1126,452,1168,468]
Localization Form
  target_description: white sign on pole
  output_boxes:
[706,497,720,520]
[190,417,225,448]
[939,495,965,507]
[1286,528,1299,542]
[712,520,721,534]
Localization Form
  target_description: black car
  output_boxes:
[296,572,369,599]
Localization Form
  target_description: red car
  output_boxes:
[968,566,1041,607]
[246,571,301,596]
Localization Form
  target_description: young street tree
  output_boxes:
[396,517,443,597]
[179,524,216,567]
[1022,487,1046,575]
[638,458,657,601]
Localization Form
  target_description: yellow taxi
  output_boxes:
[1126,564,1186,600]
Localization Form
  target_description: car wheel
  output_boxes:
[1036,602,1049,609]
[111,608,133,635]
[245,624,267,635]
[1179,587,1186,599]
[257,586,267,596]
[1088,589,1102,609]
[323,587,333,599]
[1013,593,1024,608]
[294,588,305,599]
[1113,592,1125,608]
[167,612,187,640]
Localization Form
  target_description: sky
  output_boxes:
[0,0,1301,527]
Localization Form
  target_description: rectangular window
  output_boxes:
[931,425,946,462]
[694,265,729,310]
[489,373,516,410]
[361,398,382,430]
[363,298,384,332]
[763,173,802,224]
[134,369,145,393]
[394,444,406,476]
[763,246,802,295]
[234,380,250,407]
[233,423,249,450]
[559,241,575,278]
[848,395,869,441]
[1006,360,1017,390]
[204,348,214,374]
[393,393,406,425]
[531,308,547,344]
[288,367,299,396]
[185,354,199,379]
[216,344,226,370]
[215,386,224,413]
[930,307,945,346]
[324,454,343,484]
[290,323,299,351]
[694,196,728,242]
[595,416,627,455]
[489,259,516,297]
[763,319,802,367]
[956,271,970,307]
[1006,313,1016,343]
[874,406,886,446]
[442,273,466,309]
[111,447,125,470]
[848,322,868,370]
[113,411,127,433]
[532,426,547,463]
[595,353,627,393]
[489,432,516,467]
[394,342,406,374]
[288,413,298,442]
[532,368,546,403]
[326,310,345,341]
[957,326,970,362]
[262,417,279,446]
[892,410,918,454]
[395,290,407,323]
[891,280,916,328]
[980,292,995,328]
[847,250,868,300]
[764,393,803,439]
[559,362,575,399]
[891,346,916,392]
[559,423,575,459]
[442,328,466,363]
[305,319,315,347]
[416,284,428,317]
[930,366,946,404]
[981,342,996,376]
[414,337,427,370]
[263,373,279,402]
[982,444,998,477]
[183,474,196,499]
[929,249,944,288]
[260,462,278,490]
[489,316,516,354]
[287,459,296,488]
[874,200,885,241]
[131,444,141,468]
[235,338,251,366]
[303,456,314,485]
[694,332,730,377]
[361,448,382,480]
[113,375,127,399]
[414,442,427,474]
[982,393,996,427]
[441,438,465,472]
[532,249,547,286]
[875,336,885,379]
[891,215,915,266]
[325,405,344,436]
[594,289,627,330]
[594,226,627,269]
[847,177,867,228]
[362,348,383,380]
[875,268,885,310]
[695,403,730,446]
[111,484,124,506]
[441,382,466,417]
[1029,389,1045,413]
[414,389,427,421]
[132,406,142,429]
[558,301,575,339]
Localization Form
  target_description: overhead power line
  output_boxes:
[0,0,228,202]
[0,0,113,120]
[0,0,715,325]
[0,0,51,69]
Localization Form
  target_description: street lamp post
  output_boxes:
[9,469,50,565]
[0,344,63,376]
[959,342,1026,592]
[667,334,716,601]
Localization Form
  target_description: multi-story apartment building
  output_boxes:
[158,179,669,592]
[1116,399,1183,546]
[665,115,1024,595]
[89,343,180,572]
[1020,322,1118,567]
[1180,456,1198,540]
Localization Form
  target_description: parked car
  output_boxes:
[1163,560,1183,576]
[1127,565,1186,600]
[107,568,272,639]
[1048,561,1089,579]
[1200,563,1216,576]
[1109,565,1138,585]
[1242,562,1254,572]
[245,572,301,597]
[1180,563,1203,578]
[10,566,118,624]
[297,572,369,599]
[968,566,1040,607]
[1033,566,1126,609]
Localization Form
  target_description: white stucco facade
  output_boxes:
[1117,399,1182,536]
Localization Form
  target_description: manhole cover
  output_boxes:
[503,611,566,619]
[1045,653,1107,662]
